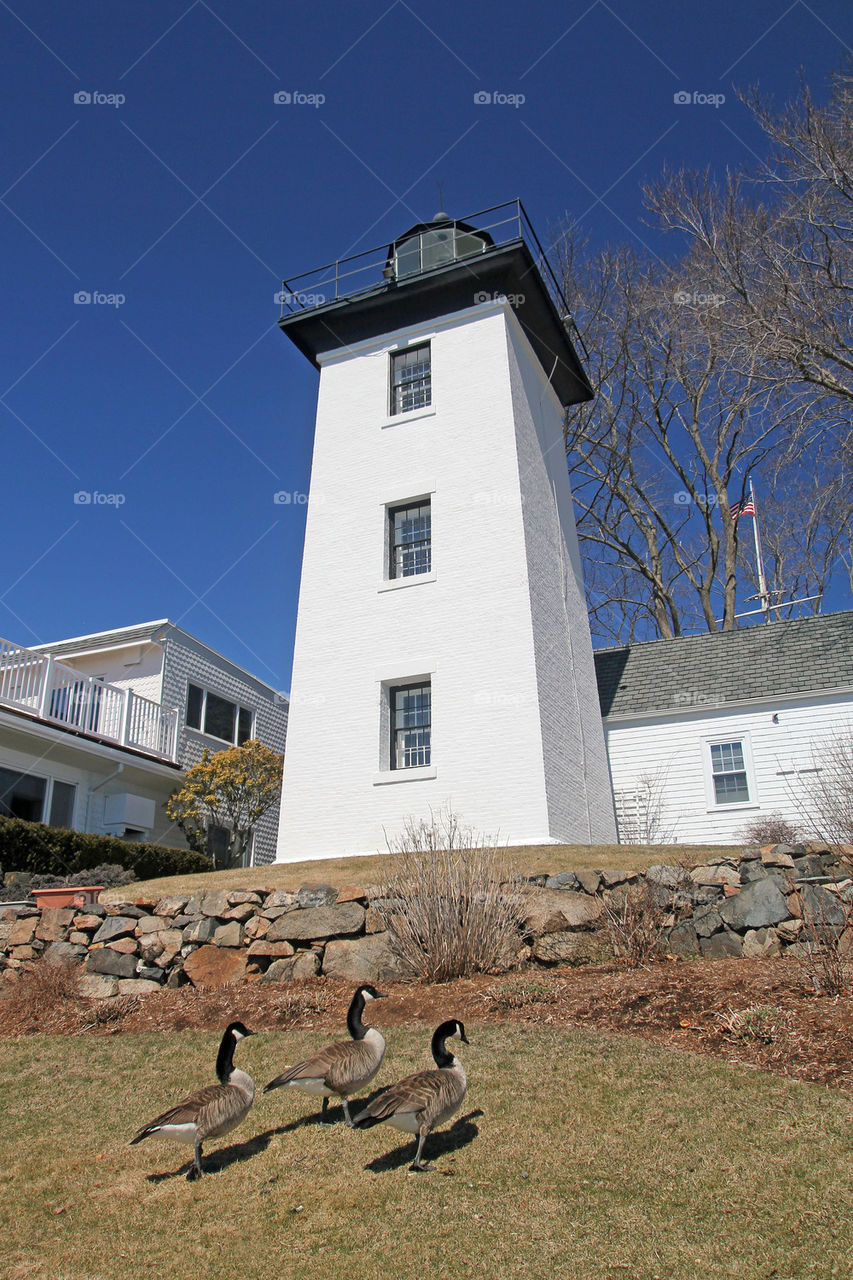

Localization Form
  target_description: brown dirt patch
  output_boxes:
[4,957,852,1092]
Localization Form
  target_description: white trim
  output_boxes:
[375,662,436,684]
[380,405,436,430]
[701,731,757,810]
[602,684,853,724]
[378,572,436,594]
[373,765,437,786]
[0,707,181,776]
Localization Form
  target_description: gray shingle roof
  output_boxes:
[594,610,853,718]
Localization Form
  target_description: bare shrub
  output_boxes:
[374,809,524,982]
[0,958,84,1034]
[792,884,853,997]
[793,732,853,845]
[717,1004,786,1043]
[597,879,674,968]
[735,812,800,845]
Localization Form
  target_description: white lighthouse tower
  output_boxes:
[276,201,616,860]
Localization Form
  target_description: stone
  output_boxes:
[739,847,761,861]
[246,939,295,959]
[265,890,296,909]
[335,884,367,904]
[574,869,602,894]
[117,979,162,995]
[134,915,165,935]
[213,920,244,948]
[104,903,145,918]
[154,895,190,917]
[265,901,365,943]
[645,865,681,888]
[86,948,137,978]
[296,883,338,909]
[244,915,270,941]
[666,920,700,958]
[10,945,38,961]
[761,847,796,870]
[692,907,723,938]
[182,918,218,944]
[261,951,322,983]
[92,916,137,945]
[364,906,391,935]
[182,944,247,987]
[7,917,37,947]
[35,908,76,942]
[718,880,788,930]
[742,927,781,958]
[227,891,263,906]
[544,872,580,890]
[690,864,740,887]
[79,974,119,998]
[777,918,803,942]
[518,889,602,938]
[69,931,92,946]
[106,937,139,955]
[322,933,406,983]
[599,869,634,888]
[198,890,233,918]
[44,940,86,965]
[136,965,166,983]
[792,855,825,880]
[699,929,743,959]
[799,883,846,928]
[72,913,102,931]
[531,930,612,966]
[222,903,256,923]
[166,967,188,988]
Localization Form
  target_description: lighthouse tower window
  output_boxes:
[389,500,431,579]
[390,343,431,415]
[391,681,431,770]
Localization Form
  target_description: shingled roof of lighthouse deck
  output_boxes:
[593,610,853,719]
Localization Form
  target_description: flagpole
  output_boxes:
[749,479,770,622]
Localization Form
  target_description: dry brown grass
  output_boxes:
[2,1023,851,1280]
[101,842,737,903]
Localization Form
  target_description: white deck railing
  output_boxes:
[0,637,178,762]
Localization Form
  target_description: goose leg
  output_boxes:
[187,1139,204,1181]
[341,1098,353,1127]
[319,1096,339,1128]
[409,1127,433,1173]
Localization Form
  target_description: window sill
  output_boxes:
[380,405,436,430]
[378,571,436,594]
[705,802,760,813]
[373,765,437,786]
[185,726,244,749]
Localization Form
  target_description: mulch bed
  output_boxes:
[5,957,853,1093]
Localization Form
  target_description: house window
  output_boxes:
[391,681,431,769]
[710,741,750,804]
[185,684,254,746]
[389,500,431,578]
[0,768,76,828]
[390,343,431,415]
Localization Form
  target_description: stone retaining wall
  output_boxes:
[1,843,850,997]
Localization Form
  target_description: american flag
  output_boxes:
[730,496,755,521]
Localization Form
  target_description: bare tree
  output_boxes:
[562,237,800,641]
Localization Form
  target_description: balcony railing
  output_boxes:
[277,197,573,325]
[0,637,179,763]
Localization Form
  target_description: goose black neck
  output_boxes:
[347,990,368,1041]
[431,1025,455,1069]
[216,1028,236,1083]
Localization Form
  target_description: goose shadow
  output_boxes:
[144,1121,295,1183]
[361,1109,483,1174]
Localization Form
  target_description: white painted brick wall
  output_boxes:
[277,300,615,861]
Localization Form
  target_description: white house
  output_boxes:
[0,621,287,864]
[594,610,853,844]
[275,202,617,860]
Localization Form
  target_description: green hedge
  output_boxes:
[0,814,211,880]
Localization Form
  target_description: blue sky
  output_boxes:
[2,0,850,692]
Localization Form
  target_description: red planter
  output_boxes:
[31,886,104,909]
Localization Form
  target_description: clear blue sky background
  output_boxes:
[2,0,850,693]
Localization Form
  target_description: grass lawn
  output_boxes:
[103,842,739,902]
[2,1022,850,1280]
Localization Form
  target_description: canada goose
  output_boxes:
[130,1021,255,1181]
[350,1018,469,1172]
[263,984,387,1125]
